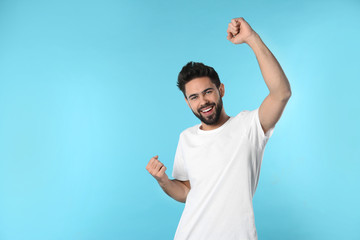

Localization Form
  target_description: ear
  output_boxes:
[219,83,225,97]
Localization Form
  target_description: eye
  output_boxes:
[205,90,212,94]
[190,96,198,100]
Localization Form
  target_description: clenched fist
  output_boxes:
[226,17,256,44]
[146,155,169,183]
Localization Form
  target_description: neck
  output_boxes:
[200,111,230,131]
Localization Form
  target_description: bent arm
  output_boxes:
[247,33,291,133]
[146,156,190,203]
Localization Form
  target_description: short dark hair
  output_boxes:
[177,62,221,97]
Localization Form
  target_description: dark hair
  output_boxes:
[177,62,221,97]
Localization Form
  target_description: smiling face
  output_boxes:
[185,77,225,127]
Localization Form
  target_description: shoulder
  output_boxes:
[227,109,260,133]
[233,109,258,122]
[178,124,200,139]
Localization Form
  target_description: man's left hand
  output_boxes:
[227,17,256,44]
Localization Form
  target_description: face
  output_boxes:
[185,77,224,125]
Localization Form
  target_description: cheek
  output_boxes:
[193,103,200,111]
[190,102,200,112]
[210,96,219,104]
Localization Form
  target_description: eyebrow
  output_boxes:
[188,87,214,99]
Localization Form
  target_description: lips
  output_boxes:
[201,106,213,113]
[199,104,215,115]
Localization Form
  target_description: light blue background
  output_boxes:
[0,0,359,239]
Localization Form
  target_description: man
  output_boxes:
[146,17,291,240]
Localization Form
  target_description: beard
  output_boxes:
[191,97,223,125]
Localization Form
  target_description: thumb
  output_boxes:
[227,32,232,40]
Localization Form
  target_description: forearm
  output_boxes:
[158,179,190,203]
[246,33,291,100]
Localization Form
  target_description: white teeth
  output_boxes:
[202,107,212,113]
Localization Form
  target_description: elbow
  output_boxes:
[176,196,187,203]
[279,84,292,101]
[283,89,292,101]
[270,89,291,102]
[180,189,190,203]
[279,78,292,101]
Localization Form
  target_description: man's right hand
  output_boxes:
[146,155,169,183]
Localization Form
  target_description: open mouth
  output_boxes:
[200,105,214,115]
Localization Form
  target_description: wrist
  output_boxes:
[157,176,170,187]
[245,31,260,46]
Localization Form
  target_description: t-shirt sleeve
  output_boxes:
[248,108,274,149]
[172,134,189,181]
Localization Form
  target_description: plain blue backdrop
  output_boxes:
[0,0,359,239]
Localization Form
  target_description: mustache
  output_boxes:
[198,103,215,112]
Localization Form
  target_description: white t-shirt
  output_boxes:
[172,109,274,240]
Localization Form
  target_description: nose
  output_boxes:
[199,94,210,107]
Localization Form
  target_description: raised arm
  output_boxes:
[227,17,291,134]
[146,155,190,203]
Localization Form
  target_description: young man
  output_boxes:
[146,17,291,240]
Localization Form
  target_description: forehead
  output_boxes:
[185,77,216,96]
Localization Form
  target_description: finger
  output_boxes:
[146,158,155,170]
[151,159,159,169]
[150,155,158,165]
[228,24,239,35]
[154,161,164,172]
[235,17,245,24]
[158,165,167,175]
[229,29,239,37]
[149,162,159,175]
[151,162,164,176]
[228,25,238,33]
[150,156,157,164]
[228,23,238,31]
[238,17,245,23]
[153,159,165,172]
[231,18,240,27]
